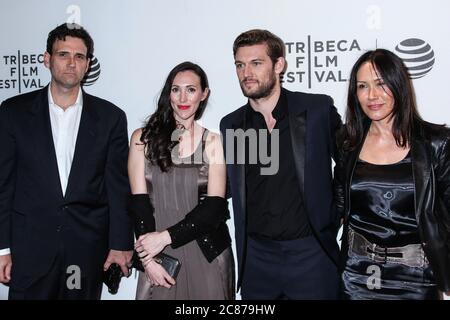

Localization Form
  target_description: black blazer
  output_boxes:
[0,86,133,289]
[334,120,450,291]
[220,88,342,288]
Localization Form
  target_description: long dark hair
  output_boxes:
[140,61,210,172]
[344,48,423,151]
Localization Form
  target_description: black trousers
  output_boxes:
[241,234,339,300]
[8,246,103,300]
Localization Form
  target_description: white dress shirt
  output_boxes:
[48,86,83,196]
[0,86,83,256]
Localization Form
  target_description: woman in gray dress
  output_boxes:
[128,61,235,299]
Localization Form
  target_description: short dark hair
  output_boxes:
[344,48,422,150]
[46,23,94,59]
[233,29,285,65]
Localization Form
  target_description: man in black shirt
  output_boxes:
[220,29,342,299]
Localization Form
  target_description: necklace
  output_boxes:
[175,121,195,157]
[175,121,194,142]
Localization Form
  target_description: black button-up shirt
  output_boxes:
[245,89,312,240]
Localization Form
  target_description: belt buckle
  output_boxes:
[367,243,387,264]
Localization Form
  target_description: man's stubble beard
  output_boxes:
[240,72,277,100]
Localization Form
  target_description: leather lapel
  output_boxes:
[343,144,361,220]
[343,121,370,220]
[411,126,431,225]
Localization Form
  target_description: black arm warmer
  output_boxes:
[127,194,155,237]
[167,196,229,248]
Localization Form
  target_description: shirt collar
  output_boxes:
[271,88,287,121]
[245,87,288,122]
[48,85,83,111]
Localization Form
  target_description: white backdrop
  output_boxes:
[1,0,449,300]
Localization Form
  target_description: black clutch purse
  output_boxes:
[131,237,181,279]
[103,263,125,295]
[153,252,181,279]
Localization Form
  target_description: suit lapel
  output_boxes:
[287,93,307,200]
[64,91,99,198]
[234,110,247,221]
[289,110,306,199]
[30,86,64,200]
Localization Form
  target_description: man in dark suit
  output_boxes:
[220,29,342,299]
[0,23,133,299]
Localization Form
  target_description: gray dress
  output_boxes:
[136,130,235,300]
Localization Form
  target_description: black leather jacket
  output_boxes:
[334,120,450,291]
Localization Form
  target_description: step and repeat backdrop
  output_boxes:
[1,0,449,300]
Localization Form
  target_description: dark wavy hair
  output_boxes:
[140,61,210,172]
[233,29,285,65]
[47,23,94,59]
[344,48,423,151]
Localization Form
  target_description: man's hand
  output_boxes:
[0,254,12,283]
[103,249,133,277]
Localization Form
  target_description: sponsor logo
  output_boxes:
[395,38,435,79]
[82,56,101,86]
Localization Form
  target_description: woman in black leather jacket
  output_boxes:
[334,49,450,299]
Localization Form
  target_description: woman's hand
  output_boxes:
[143,259,176,288]
[135,230,172,259]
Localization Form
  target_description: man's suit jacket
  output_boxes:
[0,86,133,289]
[220,88,342,288]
